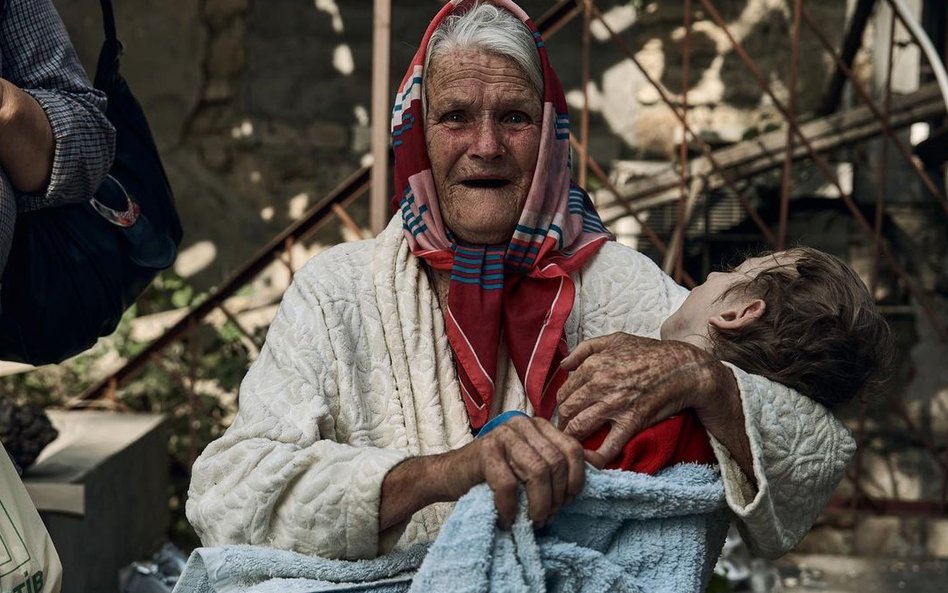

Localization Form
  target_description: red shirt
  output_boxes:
[581,410,715,474]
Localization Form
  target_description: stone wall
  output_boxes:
[53,0,845,288]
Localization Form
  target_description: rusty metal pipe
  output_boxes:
[671,0,692,282]
[779,0,803,250]
[871,9,897,298]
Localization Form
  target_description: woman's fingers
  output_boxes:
[506,420,563,518]
[481,417,588,527]
[559,398,611,441]
[556,377,602,428]
[557,350,621,408]
[592,418,642,466]
[533,419,587,502]
[557,351,613,408]
[481,444,521,529]
[560,334,613,371]
[473,335,730,528]
[558,334,722,464]
[583,448,607,469]
[483,426,549,528]
[512,418,587,506]
[556,364,593,408]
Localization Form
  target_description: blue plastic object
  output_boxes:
[476,410,530,438]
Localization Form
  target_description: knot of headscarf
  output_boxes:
[391,0,611,429]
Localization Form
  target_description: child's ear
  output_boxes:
[708,299,766,331]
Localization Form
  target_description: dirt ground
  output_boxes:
[774,554,948,593]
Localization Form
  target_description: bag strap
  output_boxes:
[94,0,121,90]
[100,0,118,46]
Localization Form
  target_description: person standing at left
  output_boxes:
[0,0,116,290]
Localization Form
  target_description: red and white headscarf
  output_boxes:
[391,0,612,429]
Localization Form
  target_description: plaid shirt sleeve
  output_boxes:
[0,0,116,212]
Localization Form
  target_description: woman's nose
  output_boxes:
[469,120,504,161]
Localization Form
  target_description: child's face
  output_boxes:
[660,253,795,348]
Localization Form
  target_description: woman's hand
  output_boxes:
[380,416,588,531]
[557,333,753,478]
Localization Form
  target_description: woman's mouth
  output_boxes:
[461,179,511,189]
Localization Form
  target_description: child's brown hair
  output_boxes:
[708,247,893,408]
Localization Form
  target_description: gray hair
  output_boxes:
[423,2,543,106]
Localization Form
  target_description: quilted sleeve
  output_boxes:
[708,364,856,558]
[186,267,410,560]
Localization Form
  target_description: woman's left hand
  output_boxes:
[556,332,752,476]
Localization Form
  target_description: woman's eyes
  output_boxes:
[437,111,533,125]
[441,111,466,124]
[503,112,531,125]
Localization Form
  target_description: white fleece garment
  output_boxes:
[186,216,855,561]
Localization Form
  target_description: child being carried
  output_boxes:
[580,247,892,473]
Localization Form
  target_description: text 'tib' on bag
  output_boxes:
[0,444,63,593]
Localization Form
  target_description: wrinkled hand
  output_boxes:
[557,332,735,467]
[443,416,588,529]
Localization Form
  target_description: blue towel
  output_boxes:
[173,464,728,593]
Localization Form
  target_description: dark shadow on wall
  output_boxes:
[659,28,718,96]
[719,8,791,107]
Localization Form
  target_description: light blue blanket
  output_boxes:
[173,464,728,593]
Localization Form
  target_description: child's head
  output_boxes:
[661,247,892,408]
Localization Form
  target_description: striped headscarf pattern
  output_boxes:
[392,0,612,429]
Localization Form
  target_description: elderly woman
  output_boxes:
[187,0,853,563]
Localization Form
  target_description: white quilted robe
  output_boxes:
[187,217,855,561]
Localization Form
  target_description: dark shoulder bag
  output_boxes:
[0,0,182,365]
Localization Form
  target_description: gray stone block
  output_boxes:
[23,411,169,593]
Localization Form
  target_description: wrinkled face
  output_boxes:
[424,49,542,245]
[660,253,795,346]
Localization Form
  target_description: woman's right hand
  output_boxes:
[380,416,588,530]
[458,415,588,528]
